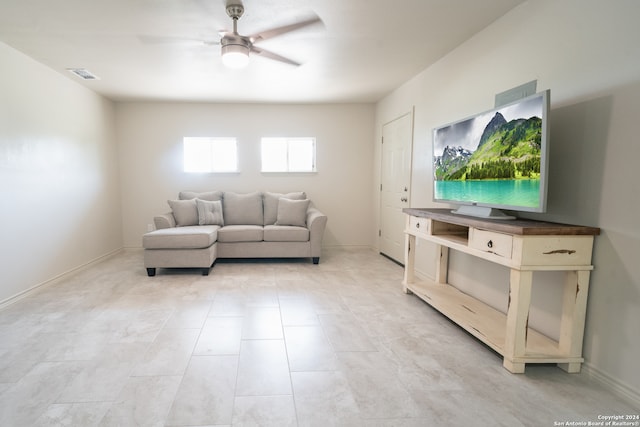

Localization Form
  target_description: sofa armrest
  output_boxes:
[306,207,328,259]
[154,212,176,230]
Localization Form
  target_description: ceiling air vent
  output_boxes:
[67,68,100,80]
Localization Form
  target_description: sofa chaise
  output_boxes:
[142,191,328,276]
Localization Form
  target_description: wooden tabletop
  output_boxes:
[403,208,600,236]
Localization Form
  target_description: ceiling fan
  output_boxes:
[219,1,322,68]
[141,1,322,69]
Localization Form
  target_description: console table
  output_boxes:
[402,208,600,373]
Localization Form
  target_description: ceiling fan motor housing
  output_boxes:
[221,34,251,50]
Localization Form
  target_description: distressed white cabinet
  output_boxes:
[402,208,599,373]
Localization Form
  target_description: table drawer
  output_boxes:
[469,228,513,259]
[518,236,594,266]
[408,216,430,236]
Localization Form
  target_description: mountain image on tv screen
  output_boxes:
[433,94,544,208]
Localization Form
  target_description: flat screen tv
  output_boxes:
[432,90,550,219]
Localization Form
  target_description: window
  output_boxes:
[183,137,238,173]
[261,137,316,172]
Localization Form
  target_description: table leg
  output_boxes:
[503,269,533,373]
[402,233,415,294]
[435,244,449,285]
[557,270,591,373]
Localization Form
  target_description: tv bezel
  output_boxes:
[432,89,550,219]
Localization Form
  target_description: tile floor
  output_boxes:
[0,248,637,426]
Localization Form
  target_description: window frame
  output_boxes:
[260,137,317,173]
[183,137,239,173]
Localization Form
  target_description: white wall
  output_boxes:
[0,42,122,304]
[116,102,375,249]
[374,0,640,403]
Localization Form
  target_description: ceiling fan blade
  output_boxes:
[248,15,322,43]
[138,35,219,46]
[251,46,301,66]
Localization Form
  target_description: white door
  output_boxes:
[380,111,413,264]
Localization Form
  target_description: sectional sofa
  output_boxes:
[142,191,328,276]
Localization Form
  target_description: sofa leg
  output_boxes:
[202,268,210,276]
[146,268,156,277]
[312,257,319,265]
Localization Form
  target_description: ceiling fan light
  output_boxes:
[221,44,250,69]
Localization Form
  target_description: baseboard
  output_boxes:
[582,362,640,409]
[0,248,124,310]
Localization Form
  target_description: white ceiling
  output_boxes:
[0,0,524,103]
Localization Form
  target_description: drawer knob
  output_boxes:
[416,223,420,228]
[487,240,493,248]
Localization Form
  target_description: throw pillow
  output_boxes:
[222,192,264,225]
[196,199,224,226]
[167,199,198,226]
[179,190,223,201]
[263,191,307,225]
[275,198,310,227]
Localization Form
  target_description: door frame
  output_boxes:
[378,108,415,264]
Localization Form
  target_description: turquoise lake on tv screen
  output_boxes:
[435,179,540,208]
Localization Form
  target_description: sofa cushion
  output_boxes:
[275,198,310,227]
[167,199,198,226]
[196,199,224,226]
[179,190,223,201]
[263,225,310,242]
[263,191,307,225]
[223,192,264,225]
[217,225,264,242]
[143,225,219,249]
